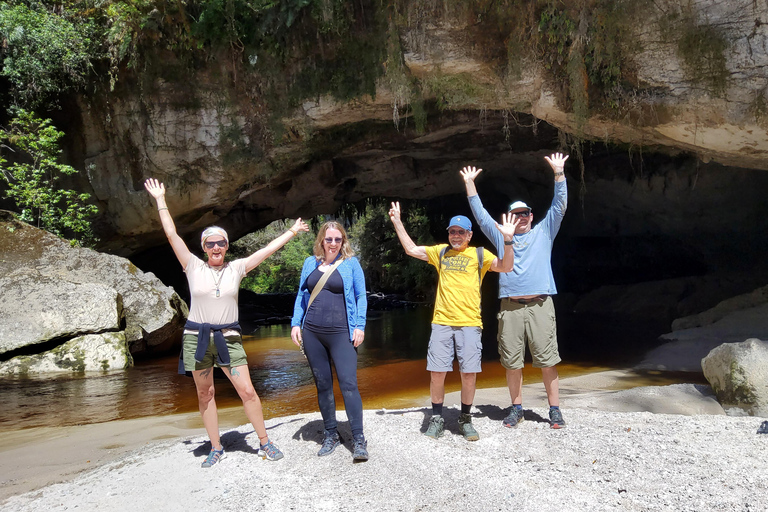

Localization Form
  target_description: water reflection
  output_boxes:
[0,307,701,432]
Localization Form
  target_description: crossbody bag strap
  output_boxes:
[306,257,344,311]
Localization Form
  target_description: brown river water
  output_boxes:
[0,308,702,431]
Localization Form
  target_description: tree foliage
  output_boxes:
[0,2,101,107]
[348,200,436,299]
[0,109,98,245]
[229,219,316,293]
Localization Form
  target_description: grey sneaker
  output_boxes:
[424,415,445,439]
[352,434,369,462]
[503,407,524,428]
[201,447,225,468]
[458,413,480,441]
[317,430,341,457]
[549,408,566,429]
[258,440,284,461]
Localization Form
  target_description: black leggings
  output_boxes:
[302,328,363,437]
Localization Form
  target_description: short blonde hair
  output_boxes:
[313,221,355,261]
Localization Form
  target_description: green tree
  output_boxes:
[0,2,101,107]
[0,109,98,245]
[230,219,316,293]
[348,200,435,299]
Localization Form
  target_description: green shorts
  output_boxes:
[182,333,248,371]
[497,296,561,369]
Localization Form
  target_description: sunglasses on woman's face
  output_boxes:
[324,237,343,244]
[204,240,227,249]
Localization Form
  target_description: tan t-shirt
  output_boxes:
[426,244,495,327]
[185,255,247,328]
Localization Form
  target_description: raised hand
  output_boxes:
[144,178,166,200]
[290,218,309,234]
[388,201,402,223]
[544,152,569,173]
[460,166,482,184]
[496,211,521,240]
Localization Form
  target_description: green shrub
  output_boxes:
[0,109,98,245]
[0,2,101,107]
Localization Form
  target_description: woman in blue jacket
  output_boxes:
[291,221,368,462]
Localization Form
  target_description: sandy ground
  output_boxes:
[3,370,768,511]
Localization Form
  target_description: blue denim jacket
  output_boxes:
[291,256,367,340]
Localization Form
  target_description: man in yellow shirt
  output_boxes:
[389,203,519,441]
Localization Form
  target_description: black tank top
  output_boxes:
[304,267,348,333]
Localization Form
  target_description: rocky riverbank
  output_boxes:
[4,370,768,511]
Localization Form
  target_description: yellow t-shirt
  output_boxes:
[426,244,496,327]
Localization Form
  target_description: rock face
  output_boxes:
[0,211,188,374]
[0,333,129,376]
[701,338,768,417]
[59,0,768,260]
[637,284,768,372]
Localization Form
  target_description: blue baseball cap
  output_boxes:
[447,215,472,231]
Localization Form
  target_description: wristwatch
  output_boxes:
[504,240,514,245]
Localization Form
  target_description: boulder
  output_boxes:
[0,211,187,373]
[701,338,768,417]
[0,272,120,354]
[0,332,131,376]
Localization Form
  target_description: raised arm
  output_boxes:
[544,152,569,182]
[144,178,192,269]
[460,166,482,197]
[244,218,309,273]
[388,202,428,262]
[461,166,505,256]
[489,212,520,273]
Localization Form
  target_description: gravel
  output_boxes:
[6,405,768,512]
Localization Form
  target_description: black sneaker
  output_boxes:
[458,413,480,441]
[758,421,768,434]
[503,407,524,428]
[352,434,369,462]
[317,430,341,457]
[549,408,566,429]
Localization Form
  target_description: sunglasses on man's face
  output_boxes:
[204,240,227,249]
[324,237,343,244]
[511,211,531,218]
[448,229,467,236]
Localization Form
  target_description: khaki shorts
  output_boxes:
[497,296,561,369]
[182,333,248,371]
[426,324,483,373]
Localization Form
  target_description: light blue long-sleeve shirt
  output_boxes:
[291,256,367,341]
[468,179,567,298]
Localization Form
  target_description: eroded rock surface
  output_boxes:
[0,211,188,373]
[701,338,768,417]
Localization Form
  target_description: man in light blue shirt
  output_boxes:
[461,152,569,429]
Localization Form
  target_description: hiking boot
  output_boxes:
[317,430,342,457]
[201,447,225,468]
[258,440,284,461]
[458,413,480,441]
[424,415,445,439]
[503,407,524,428]
[352,434,369,462]
[549,408,566,429]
